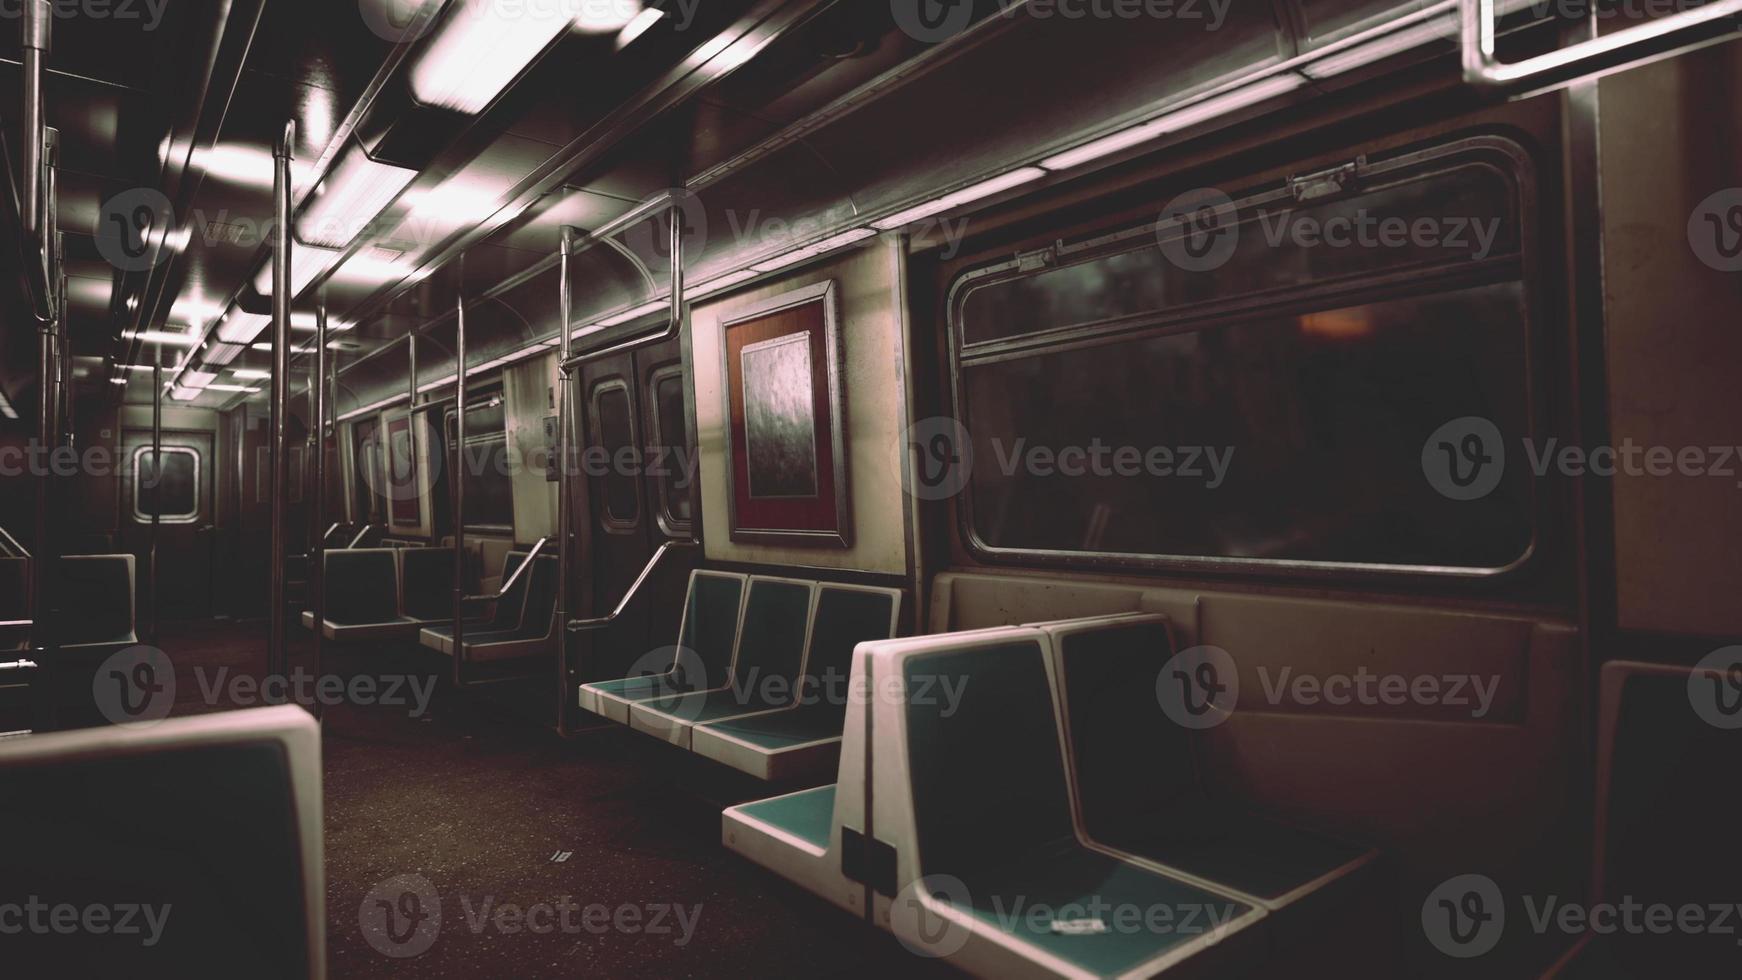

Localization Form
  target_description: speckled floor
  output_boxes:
[155,620,962,980]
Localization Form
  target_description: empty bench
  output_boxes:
[580,569,901,775]
[418,550,559,662]
[727,614,1383,977]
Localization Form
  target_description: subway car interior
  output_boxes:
[3,0,1742,977]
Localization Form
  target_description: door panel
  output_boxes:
[120,430,216,622]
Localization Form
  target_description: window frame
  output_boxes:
[646,364,695,537]
[944,133,1544,580]
[132,445,202,525]
[443,390,515,535]
[588,377,643,534]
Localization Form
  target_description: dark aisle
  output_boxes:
[149,620,957,979]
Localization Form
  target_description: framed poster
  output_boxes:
[720,280,851,547]
[383,411,427,531]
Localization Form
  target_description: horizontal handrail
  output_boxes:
[0,621,33,630]
[1462,0,1742,88]
[464,537,548,603]
[567,540,697,633]
[0,658,38,671]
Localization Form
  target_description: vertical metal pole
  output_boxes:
[20,0,49,244]
[311,300,329,715]
[269,122,295,683]
[150,345,162,644]
[554,227,575,735]
[450,272,468,687]
[28,99,57,730]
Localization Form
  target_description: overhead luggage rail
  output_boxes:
[1461,0,1742,91]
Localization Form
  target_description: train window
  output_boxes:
[650,368,693,530]
[445,394,514,533]
[132,446,200,524]
[590,380,640,530]
[950,138,1536,574]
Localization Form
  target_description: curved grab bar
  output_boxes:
[0,524,29,559]
[463,537,549,603]
[1462,0,1742,88]
[566,540,698,633]
[346,524,377,549]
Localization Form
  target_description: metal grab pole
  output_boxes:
[450,270,468,688]
[150,346,162,644]
[554,227,575,735]
[311,300,329,715]
[268,121,295,684]
[28,111,57,731]
[20,0,49,244]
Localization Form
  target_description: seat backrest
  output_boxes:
[903,631,1077,875]
[54,555,136,645]
[0,705,324,978]
[0,557,31,619]
[802,585,901,721]
[397,548,454,621]
[512,554,560,638]
[1042,615,1196,840]
[322,550,399,625]
[488,550,533,631]
[672,571,748,686]
[729,578,814,697]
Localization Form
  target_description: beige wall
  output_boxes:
[1600,48,1742,636]
[692,238,911,576]
[505,353,559,544]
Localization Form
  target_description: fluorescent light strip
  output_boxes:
[205,384,262,393]
[217,311,272,345]
[691,269,759,296]
[872,170,1048,232]
[131,330,202,347]
[170,388,201,402]
[253,243,344,297]
[297,147,418,249]
[1302,16,1455,78]
[204,342,245,366]
[409,0,579,114]
[596,300,668,328]
[569,325,604,342]
[615,6,663,48]
[232,369,272,380]
[182,371,219,389]
[108,378,128,387]
[1039,76,1305,172]
[750,227,880,274]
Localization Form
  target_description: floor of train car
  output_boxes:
[151,619,958,980]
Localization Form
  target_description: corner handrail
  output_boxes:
[567,539,698,633]
[464,537,549,603]
[346,524,376,549]
[0,523,29,559]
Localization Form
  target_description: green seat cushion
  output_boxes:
[953,842,1253,977]
[698,706,841,750]
[582,671,688,702]
[735,785,836,850]
[1098,802,1367,901]
[637,685,785,723]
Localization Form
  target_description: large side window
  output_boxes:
[446,391,514,533]
[133,446,200,524]
[949,137,1537,574]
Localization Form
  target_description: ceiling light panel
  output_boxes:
[297,147,418,249]
[410,0,582,114]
